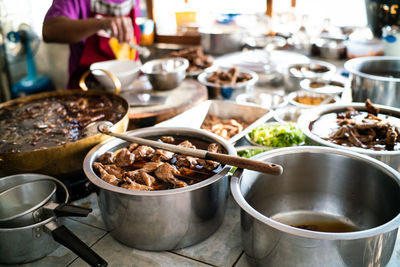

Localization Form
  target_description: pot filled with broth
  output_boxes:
[230,146,400,267]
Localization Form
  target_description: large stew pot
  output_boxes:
[0,173,107,266]
[231,147,400,267]
[83,127,236,251]
[0,90,129,179]
[297,103,400,172]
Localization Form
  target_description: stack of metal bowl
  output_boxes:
[0,174,106,266]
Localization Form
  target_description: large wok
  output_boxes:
[0,90,129,179]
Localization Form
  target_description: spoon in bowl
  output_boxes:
[93,122,283,175]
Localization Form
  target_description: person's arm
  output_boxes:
[43,16,134,44]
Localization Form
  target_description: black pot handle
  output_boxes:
[50,224,107,267]
[53,203,92,217]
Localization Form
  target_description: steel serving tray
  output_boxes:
[156,100,272,144]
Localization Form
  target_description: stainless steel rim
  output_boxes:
[83,127,236,197]
[344,56,400,82]
[297,103,400,156]
[230,146,400,240]
[141,57,189,74]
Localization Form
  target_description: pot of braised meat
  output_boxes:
[0,90,129,179]
[83,127,236,250]
[297,99,400,172]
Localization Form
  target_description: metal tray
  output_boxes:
[156,100,272,144]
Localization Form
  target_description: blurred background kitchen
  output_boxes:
[1,0,396,102]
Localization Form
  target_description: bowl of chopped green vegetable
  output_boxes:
[246,122,306,148]
[236,146,271,158]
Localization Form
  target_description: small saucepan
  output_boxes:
[0,175,107,266]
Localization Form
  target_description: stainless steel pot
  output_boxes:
[297,102,400,172]
[345,56,400,108]
[0,174,107,266]
[83,127,236,251]
[231,146,400,267]
[199,25,245,55]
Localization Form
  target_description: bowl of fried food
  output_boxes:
[198,66,258,100]
[167,46,213,78]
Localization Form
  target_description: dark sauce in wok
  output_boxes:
[0,94,126,153]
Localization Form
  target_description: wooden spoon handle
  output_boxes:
[206,152,283,175]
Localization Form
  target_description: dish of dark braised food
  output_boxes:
[93,136,223,191]
[201,114,250,140]
[206,67,252,86]
[289,64,330,77]
[310,99,400,151]
[168,47,213,73]
[0,95,126,153]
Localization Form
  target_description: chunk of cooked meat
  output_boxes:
[115,148,135,167]
[133,145,155,160]
[125,170,156,187]
[208,143,222,153]
[97,152,114,165]
[121,178,152,191]
[175,155,198,168]
[365,98,379,116]
[197,159,220,171]
[386,126,398,146]
[178,140,196,149]
[140,161,163,173]
[102,164,125,179]
[161,136,175,144]
[151,149,175,162]
[330,125,349,139]
[128,143,139,152]
[154,163,187,187]
[97,165,120,186]
[93,162,104,172]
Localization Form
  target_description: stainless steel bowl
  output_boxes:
[199,25,245,55]
[197,67,258,100]
[345,56,400,108]
[273,106,303,123]
[297,103,400,172]
[235,91,288,110]
[299,78,348,95]
[287,90,340,109]
[282,60,336,93]
[231,146,400,267]
[141,57,189,91]
[83,127,236,251]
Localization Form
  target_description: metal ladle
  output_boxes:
[92,122,283,175]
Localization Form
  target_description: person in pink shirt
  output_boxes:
[43,0,140,89]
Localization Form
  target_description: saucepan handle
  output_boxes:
[47,222,108,267]
[79,69,122,95]
[50,203,92,217]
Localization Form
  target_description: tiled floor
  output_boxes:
[3,191,399,267]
